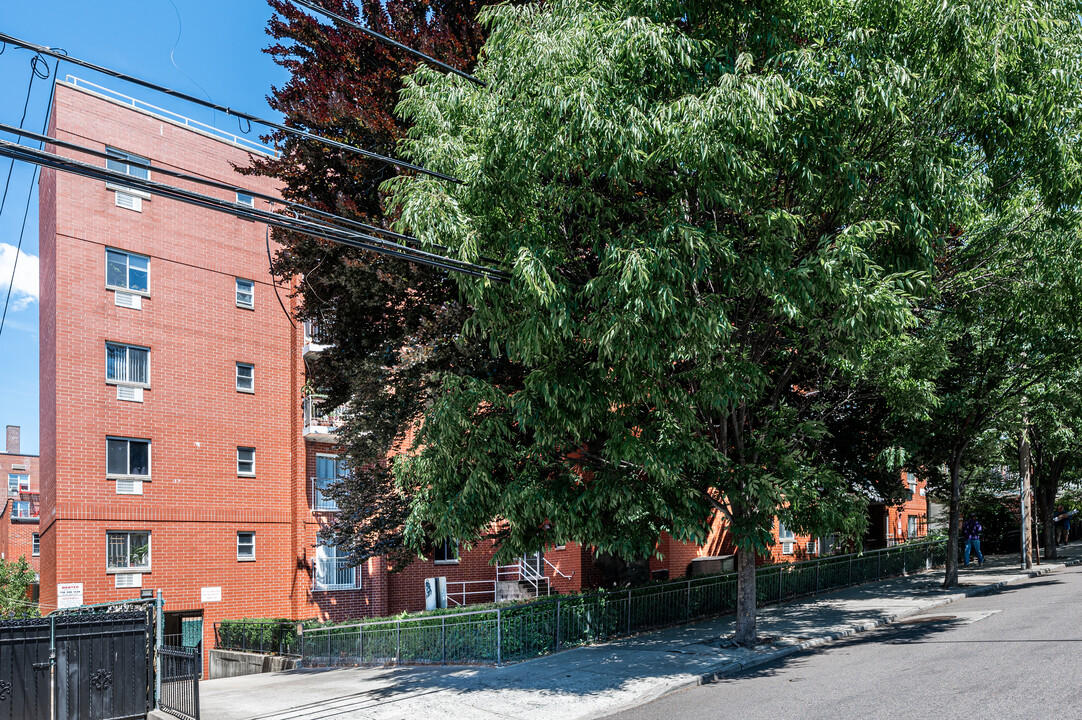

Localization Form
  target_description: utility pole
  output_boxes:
[1020,426,1034,569]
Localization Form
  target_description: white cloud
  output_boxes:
[0,243,38,312]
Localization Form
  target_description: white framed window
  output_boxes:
[106,343,150,386]
[32,533,40,557]
[237,531,255,561]
[235,278,254,309]
[106,248,150,294]
[105,147,150,180]
[237,447,255,476]
[12,501,33,519]
[907,472,917,494]
[313,454,345,512]
[235,362,254,393]
[313,544,357,591]
[908,515,919,538]
[778,522,795,541]
[107,438,150,478]
[106,531,151,572]
[236,192,255,207]
[8,473,30,492]
[433,537,459,564]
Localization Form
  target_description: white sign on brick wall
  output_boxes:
[57,583,83,609]
[200,586,222,603]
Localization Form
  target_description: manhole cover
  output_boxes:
[896,615,956,624]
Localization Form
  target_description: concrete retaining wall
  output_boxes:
[209,649,299,679]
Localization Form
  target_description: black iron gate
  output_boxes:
[0,608,153,720]
[158,646,200,720]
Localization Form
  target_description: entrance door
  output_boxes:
[522,551,544,576]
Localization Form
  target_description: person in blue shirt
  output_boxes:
[962,515,985,566]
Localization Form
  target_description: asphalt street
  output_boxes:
[609,564,1082,720]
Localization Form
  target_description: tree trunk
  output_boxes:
[1020,429,1034,568]
[734,545,757,644]
[943,456,962,588]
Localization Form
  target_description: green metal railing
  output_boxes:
[299,539,947,668]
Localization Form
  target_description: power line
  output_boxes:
[0,139,509,282]
[289,0,486,88]
[0,53,57,340]
[0,121,503,267]
[0,121,505,271]
[0,31,462,184]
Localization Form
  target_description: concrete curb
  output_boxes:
[683,558,1082,690]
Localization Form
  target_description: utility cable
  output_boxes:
[0,139,509,282]
[289,0,485,87]
[0,31,462,183]
[0,53,56,340]
[0,121,504,268]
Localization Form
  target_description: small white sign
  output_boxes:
[57,583,83,609]
[200,586,222,603]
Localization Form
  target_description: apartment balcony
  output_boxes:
[303,320,333,359]
[310,476,340,513]
[11,493,40,522]
[312,556,357,591]
[303,394,346,442]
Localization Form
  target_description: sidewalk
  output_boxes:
[197,544,1082,720]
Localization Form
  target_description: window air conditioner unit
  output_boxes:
[115,573,142,589]
[116,479,143,495]
[114,291,142,310]
[781,542,794,555]
[116,385,144,402]
[115,190,142,212]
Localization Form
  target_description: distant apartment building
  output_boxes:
[36,78,929,673]
[1,425,41,597]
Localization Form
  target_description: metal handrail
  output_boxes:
[544,557,574,579]
[65,76,275,156]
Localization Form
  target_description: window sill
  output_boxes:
[106,380,151,389]
[106,476,151,482]
[235,304,255,311]
[237,557,256,562]
[238,472,256,478]
[236,388,255,394]
[107,568,150,575]
[105,183,152,200]
[106,285,151,298]
[312,585,361,592]
[434,560,460,565]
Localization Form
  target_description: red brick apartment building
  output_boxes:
[1,425,41,597]
[36,78,927,672]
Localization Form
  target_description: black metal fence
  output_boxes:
[300,539,947,668]
[214,619,300,655]
[159,645,200,720]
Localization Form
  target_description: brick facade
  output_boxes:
[1,426,41,584]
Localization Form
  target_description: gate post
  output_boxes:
[49,614,57,720]
[556,599,562,650]
[396,620,401,665]
[155,591,164,709]
[496,609,502,666]
[816,559,820,593]
[441,617,446,665]
[626,590,632,636]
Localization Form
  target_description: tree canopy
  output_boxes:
[388,0,1082,640]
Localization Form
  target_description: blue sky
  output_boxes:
[0,1,294,454]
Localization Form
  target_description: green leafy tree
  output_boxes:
[0,556,37,618]
[389,0,1079,641]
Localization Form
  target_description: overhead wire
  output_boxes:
[0,121,503,267]
[288,0,486,87]
[0,139,509,282]
[0,31,463,183]
[0,52,58,340]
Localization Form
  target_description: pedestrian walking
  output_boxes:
[1055,505,1071,546]
[963,514,985,566]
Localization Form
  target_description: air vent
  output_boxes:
[115,573,142,589]
[114,291,142,310]
[114,190,142,212]
[781,542,794,555]
[116,479,143,495]
[11,464,26,471]
[116,385,144,403]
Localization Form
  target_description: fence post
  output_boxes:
[496,609,503,666]
[327,630,331,665]
[155,590,164,709]
[903,546,907,575]
[556,599,562,650]
[441,616,447,665]
[686,579,691,622]
[877,550,881,580]
[816,558,820,593]
[359,623,364,665]
[848,554,852,586]
[627,589,632,636]
[396,620,401,665]
[778,564,784,602]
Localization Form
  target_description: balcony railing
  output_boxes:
[303,394,347,440]
[312,556,357,591]
[11,499,39,520]
[311,477,340,512]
